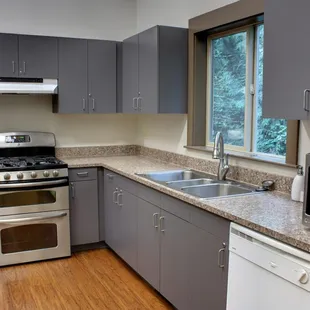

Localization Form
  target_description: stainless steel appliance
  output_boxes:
[303,154,310,228]
[0,131,70,266]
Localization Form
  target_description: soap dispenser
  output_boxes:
[291,165,304,202]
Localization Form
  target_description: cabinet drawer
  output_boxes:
[190,207,229,241]
[161,195,191,222]
[69,168,97,182]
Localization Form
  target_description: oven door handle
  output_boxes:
[0,179,68,189]
[0,211,67,224]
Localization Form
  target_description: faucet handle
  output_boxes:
[224,153,229,166]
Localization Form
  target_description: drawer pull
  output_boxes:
[77,172,89,177]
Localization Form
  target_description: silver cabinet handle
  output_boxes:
[153,213,159,228]
[137,97,142,111]
[77,172,88,177]
[117,190,123,206]
[70,182,75,199]
[23,61,26,74]
[82,99,86,111]
[218,243,226,268]
[0,211,67,224]
[304,90,310,112]
[113,188,119,204]
[133,97,138,110]
[92,98,95,111]
[159,216,165,232]
[12,61,15,73]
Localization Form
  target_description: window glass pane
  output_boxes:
[209,31,247,147]
[254,24,287,156]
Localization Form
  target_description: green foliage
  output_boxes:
[210,25,287,156]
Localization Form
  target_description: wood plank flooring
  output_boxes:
[0,249,172,310]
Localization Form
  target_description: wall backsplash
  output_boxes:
[0,96,138,147]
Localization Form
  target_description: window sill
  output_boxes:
[184,146,298,168]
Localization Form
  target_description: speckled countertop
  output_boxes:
[61,155,310,253]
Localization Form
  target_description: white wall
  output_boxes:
[0,96,137,147]
[0,0,138,148]
[0,0,137,41]
[136,0,308,177]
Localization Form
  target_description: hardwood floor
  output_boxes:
[0,249,172,310]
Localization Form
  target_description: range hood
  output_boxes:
[0,78,58,94]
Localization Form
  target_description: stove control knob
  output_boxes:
[3,173,10,181]
[43,171,50,178]
[31,172,37,179]
[17,172,24,180]
[52,170,59,177]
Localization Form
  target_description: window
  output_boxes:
[206,23,287,158]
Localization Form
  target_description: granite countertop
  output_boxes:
[61,155,310,253]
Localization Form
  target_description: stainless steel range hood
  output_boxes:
[0,78,58,94]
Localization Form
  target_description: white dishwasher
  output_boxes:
[227,223,310,310]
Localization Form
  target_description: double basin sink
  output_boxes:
[136,170,258,200]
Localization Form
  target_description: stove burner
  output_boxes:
[0,156,65,169]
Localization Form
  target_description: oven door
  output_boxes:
[0,179,69,216]
[0,210,71,266]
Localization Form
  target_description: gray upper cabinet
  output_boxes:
[122,26,188,114]
[18,35,58,78]
[0,34,18,77]
[57,38,88,114]
[56,38,117,114]
[69,179,99,246]
[122,34,139,113]
[137,198,160,290]
[88,40,116,114]
[263,0,310,119]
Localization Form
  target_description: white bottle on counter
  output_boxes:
[291,166,304,202]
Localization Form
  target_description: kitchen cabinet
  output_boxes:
[263,0,310,119]
[122,26,188,114]
[103,169,229,310]
[0,33,58,78]
[18,35,58,78]
[159,210,191,310]
[56,38,117,114]
[69,168,99,246]
[137,198,160,290]
[0,34,18,77]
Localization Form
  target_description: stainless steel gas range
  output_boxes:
[0,131,71,266]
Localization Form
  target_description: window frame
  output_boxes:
[187,0,299,166]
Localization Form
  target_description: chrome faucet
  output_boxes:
[212,132,229,180]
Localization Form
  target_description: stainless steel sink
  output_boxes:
[136,170,212,183]
[181,183,254,199]
[166,178,215,189]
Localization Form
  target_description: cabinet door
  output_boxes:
[263,0,310,119]
[160,210,191,310]
[137,198,160,290]
[69,180,99,246]
[58,38,88,113]
[88,40,116,114]
[104,172,118,249]
[138,27,159,113]
[0,34,18,77]
[188,225,228,310]
[18,35,58,78]
[122,34,139,113]
[117,189,138,271]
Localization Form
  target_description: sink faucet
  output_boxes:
[212,132,229,181]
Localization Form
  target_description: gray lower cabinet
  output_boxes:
[0,33,18,77]
[122,26,188,114]
[69,177,99,246]
[159,210,191,310]
[18,35,58,78]
[137,198,160,290]
[57,38,88,114]
[263,0,310,119]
